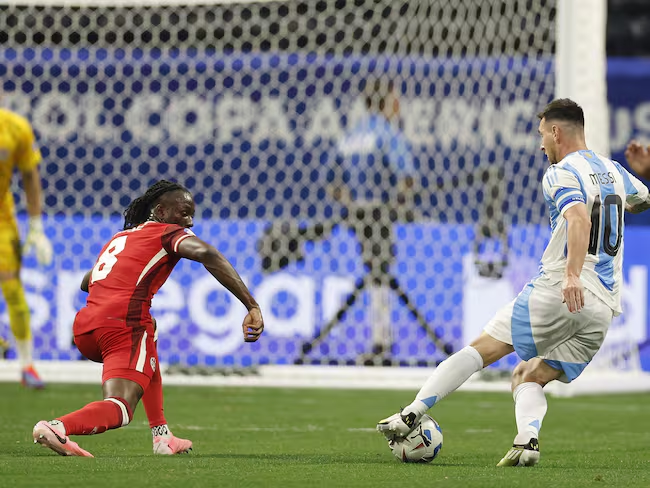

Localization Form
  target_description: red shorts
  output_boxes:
[74,325,158,390]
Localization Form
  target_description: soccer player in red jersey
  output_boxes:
[32,181,264,457]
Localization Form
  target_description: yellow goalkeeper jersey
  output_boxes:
[0,108,41,226]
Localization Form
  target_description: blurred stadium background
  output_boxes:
[1,0,650,392]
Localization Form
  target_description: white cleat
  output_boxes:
[153,434,193,455]
[376,411,418,440]
[497,438,540,467]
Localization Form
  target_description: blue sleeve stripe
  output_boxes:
[561,163,587,200]
[558,195,585,213]
[554,187,578,200]
[556,190,584,207]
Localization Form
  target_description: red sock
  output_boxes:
[58,397,132,435]
[142,365,166,428]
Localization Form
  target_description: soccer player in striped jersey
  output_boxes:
[377,99,650,467]
[32,181,264,457]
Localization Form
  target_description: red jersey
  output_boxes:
[74,221,195,334]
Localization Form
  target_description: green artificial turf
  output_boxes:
[1,383,648,487]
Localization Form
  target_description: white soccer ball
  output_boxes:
[389,414,443,463]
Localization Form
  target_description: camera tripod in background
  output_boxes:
[258,204,455,366]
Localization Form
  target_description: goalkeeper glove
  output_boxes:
[23,216,53,266]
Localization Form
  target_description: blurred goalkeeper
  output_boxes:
[0,107,53,389]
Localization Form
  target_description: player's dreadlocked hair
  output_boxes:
[123,180,188,230]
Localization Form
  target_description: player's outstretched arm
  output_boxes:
[625,140,650,180]
[21,166,53,266]
[177,236,264,342]
[562,203,590,313]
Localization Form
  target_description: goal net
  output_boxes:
[2,0,645,388]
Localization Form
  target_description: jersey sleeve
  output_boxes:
[542,165,585,215]
[613,161,650,207]
[12,114,42,173]
[161,225,196,256]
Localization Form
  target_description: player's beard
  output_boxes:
[546,150,557,165]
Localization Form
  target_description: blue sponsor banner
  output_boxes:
[1,216,649,370]
[2,51,649,223]
[3,216,474,366]
[2,50,649,222]
[1,48,554,223]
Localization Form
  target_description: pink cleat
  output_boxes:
[22,366,45,389]
[32,421,94,457]
[153,434,193,455]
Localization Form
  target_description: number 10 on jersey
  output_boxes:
[588,194,622,257]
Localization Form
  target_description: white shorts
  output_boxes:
[484,275,614,383]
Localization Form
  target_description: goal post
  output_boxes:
[556,0,610,156]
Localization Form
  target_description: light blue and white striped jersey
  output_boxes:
[541,150,649,314]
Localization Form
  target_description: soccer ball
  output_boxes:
[389,415,443,463]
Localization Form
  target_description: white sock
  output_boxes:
[513,382,547,444]
[152,424,171,438]
[15,338,33,369]
[403,346,484,418]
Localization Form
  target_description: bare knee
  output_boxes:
[102,378,144,413]
[511,359,561,391]
[469,333,514,367]
[511,361,534,389]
